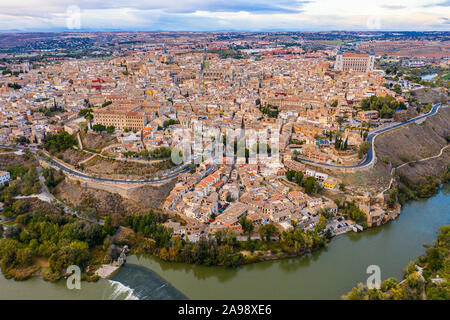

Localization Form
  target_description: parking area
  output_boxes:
[217,202,230,214]
[326,216,352,236]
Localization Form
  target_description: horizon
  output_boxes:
[0,30,449,34]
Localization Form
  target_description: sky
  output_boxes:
[0,0,449,32]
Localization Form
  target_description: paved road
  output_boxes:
[46,154,189,184]
[0,144,189,184]
[295,103,445,169]
[1,104,445,182]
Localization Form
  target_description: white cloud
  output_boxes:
[0,0,448,31]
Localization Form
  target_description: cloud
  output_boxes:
[0,1,310,16]
[0,0,448,32]
[380,5,407,10]
[421,0,450,7]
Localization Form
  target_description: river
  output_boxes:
[0,184,449,300]
[421,73,438,81]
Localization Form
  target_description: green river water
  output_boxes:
[1,184,449,300]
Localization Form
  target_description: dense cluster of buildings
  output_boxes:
[0,33,417,240]
[163,159,339,240]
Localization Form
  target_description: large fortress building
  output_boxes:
[334,50,375,73]
[93,105,148,131]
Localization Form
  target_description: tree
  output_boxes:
[102,100,112,108]
[92,124,106,132]
[335,136,341,150]
[343,137,348,150]
[239,216,254,239]
[341,283,366,300]
[43,132,77,154]
[150,147,171,159]
[258,223,278,241]
[163,119,179,127]
[85,113,93,125]
[290,219,298,228]
[0,239,18,270]
[50,240,90,272]
[106,126,115,134]
[358,142,370,159]
[380,104,394,118]
[286,170,295,182]
[103,216,115,236]
[316,216,328,233]
[79,108,92,117]
[340,202,366,223]
[12,201,30,215]
[214,229,236,246]
[360,95,405,118]
[7,164,29,179]
[14,136,30,145]
[4,226,21,240]
[294,171,304,186]
[393,84,402,95]
[304,176,319,194]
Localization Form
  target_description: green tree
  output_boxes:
[92,124,106,132]
[381,277,398,292]
[393,84,402,95]
[43,132,77,154]
[102,101,112,108]
[103,216,115,236]
[358,142,370,159]
[258,223,278,241]
[294,171,304,186]
[304,176,318,194]
[286,170,295,182]
[239,216,254,239]
[85,113,93,125]
[315,216,328,233]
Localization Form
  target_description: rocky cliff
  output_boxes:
[376,106,450,184]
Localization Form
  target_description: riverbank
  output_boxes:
[1,184,448,299]
[123,184,449,299]
[0,147,447,289]
[95,264,119,279]
[343,224,450,300]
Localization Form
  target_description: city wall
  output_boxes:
[39,159,169,198]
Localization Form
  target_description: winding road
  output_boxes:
[378,143,450,196]
[45,154,189,184]
[1,104,446,184]
[0,144,189,185]
[295,103,446,169]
